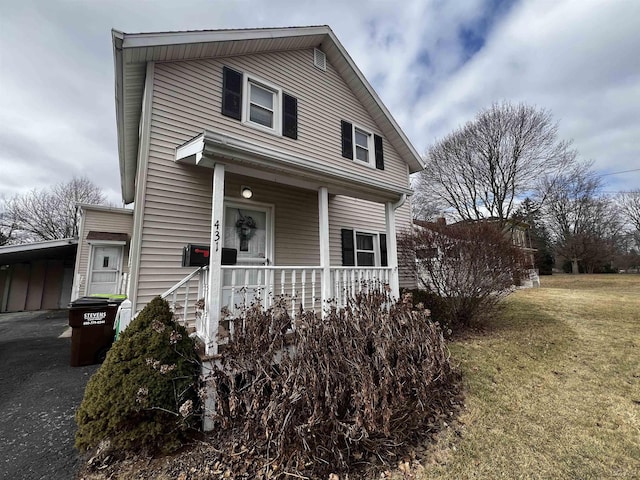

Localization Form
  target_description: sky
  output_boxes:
[1,0,638,206]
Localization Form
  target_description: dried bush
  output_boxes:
[206,291,461,477]
[75,297,201,455]
[399,221,526,329]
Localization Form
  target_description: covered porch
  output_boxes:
[171,130,411,355]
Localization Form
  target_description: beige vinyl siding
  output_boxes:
[134,47,415,310]
[75,208,133,297]
[151,48,409,190]
[328,195,415,288]
[135,171,321,311]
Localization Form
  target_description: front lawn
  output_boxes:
[410,274,640,479]
[77,274,640,479]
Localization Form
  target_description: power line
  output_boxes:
[599,168,640,177]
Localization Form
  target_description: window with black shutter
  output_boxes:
[221,66,297,139]
[342,229,386,267]
[341,121,384,169]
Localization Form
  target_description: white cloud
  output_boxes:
[404,0,640,191]
[0,0,638,204]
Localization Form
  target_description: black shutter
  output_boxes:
[379,233,388,267]
[341,120,353,159]
[341,229,355,266]
[282,93,298,139]
[374,134,384,170]
[380,233,389,267]
[222,66,242,120]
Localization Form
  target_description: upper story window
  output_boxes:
[354,127,372,164]
[221,66,298,139]
[341,120,384,170]
[246,78,280,132]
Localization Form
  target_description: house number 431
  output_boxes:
[214,220,220,252]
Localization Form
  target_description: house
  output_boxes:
[413,217,539,288]
[96,25,424,356]
[71,204,133,299]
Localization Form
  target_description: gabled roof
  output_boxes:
[112,25,425,204]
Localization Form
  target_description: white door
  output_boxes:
[87,246,122,295]
[222,203,272,310]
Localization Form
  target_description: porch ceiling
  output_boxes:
[176,130,413,204]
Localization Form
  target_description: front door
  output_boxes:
[221,202,273,310]
[87,245,122,295]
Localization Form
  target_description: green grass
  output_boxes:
[405,274,640,479]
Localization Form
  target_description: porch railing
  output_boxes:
[160,266,208,328]
[220,265,393,317]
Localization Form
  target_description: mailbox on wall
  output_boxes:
[182,245,237,267]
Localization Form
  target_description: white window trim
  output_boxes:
[351,123,375,168]
[354,230,380,267]
[242,74,282,136]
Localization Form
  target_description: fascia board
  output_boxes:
[120,26,331,49]
[112,29,131,204]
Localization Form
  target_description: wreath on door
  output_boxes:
[235,210,257,250]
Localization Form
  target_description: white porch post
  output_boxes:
[206,163,225,355]
[385,201,400,299]
[318,187,331,315]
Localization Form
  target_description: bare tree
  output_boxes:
[543,162,624,273]
[399,221,526,328]
[2,177,106,243]
[618,189,640,245]
[0,199,15,245]
[414,101,576,225]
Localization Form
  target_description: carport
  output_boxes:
[0,238,77,312]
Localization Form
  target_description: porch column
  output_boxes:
[318,187,331,315]
[206,162,225,355]
[385,202,400,299]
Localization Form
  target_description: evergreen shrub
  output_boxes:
[75,297,200,455]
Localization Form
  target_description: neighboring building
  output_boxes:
[80,26,424,355]
[71,204,133,300]
[413,217,539,288]
[0,239,77,312]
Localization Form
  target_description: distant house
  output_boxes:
[413,217,539,287]
[73,26,424,356]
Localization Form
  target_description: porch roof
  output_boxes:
[176,130,414,203]
[113,25,425,204]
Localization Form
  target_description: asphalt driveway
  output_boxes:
[0,310,98,480]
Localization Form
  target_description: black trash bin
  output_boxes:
[68,296,124,367]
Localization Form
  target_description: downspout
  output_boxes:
[392,193,407,211]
